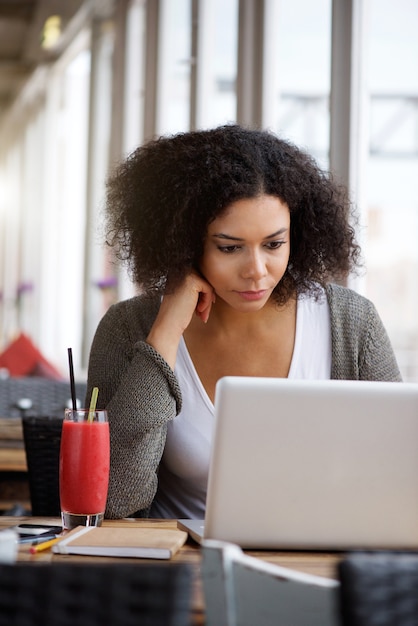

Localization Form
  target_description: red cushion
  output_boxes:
[0,333,63,380]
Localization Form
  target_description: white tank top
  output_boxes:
[149,289,331,519]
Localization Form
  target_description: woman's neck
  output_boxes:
[191,295,296,338]
[183,295,298,403]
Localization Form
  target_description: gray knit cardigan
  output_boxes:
[86,283,401,519]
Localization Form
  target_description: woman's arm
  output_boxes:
[328,284,402,382]
[358,300,402,382]
[86,297,182,518]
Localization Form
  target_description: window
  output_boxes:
[1,0,417,380]
[266,0,332,167]
[156,0,191,134]
[363,0,418,380]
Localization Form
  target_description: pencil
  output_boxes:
[30,536,62,554]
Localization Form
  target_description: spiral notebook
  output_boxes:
[180,377,418,550]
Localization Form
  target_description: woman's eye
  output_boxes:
[266,240,285,250]
[218,245,240,254]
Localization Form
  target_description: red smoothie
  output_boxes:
[59,420,110,515]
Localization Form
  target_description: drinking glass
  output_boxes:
[59,409,110,530]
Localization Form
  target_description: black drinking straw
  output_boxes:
[67,348,77,411]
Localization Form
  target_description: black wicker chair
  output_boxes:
[339,552,418,626]
[0,561,193,626]
[22,415,63,516]
[0,377,87,418]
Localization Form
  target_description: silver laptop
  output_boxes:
[179,376,418,550]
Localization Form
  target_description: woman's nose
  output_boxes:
[241,251,267,279]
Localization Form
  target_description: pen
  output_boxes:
[30,536,62,554]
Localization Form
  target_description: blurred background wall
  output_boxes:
[0,0,417,381]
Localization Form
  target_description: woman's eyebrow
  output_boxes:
[212,228,288,241]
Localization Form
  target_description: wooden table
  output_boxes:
[0,419,30,511]
[0,516,341,625]
[0,418,27,472]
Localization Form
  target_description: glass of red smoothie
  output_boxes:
[59,408,110,531]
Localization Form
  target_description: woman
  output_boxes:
[86,125,401,520]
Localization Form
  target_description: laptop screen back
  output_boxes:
[204,377,418,549]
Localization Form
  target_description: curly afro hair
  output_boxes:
[105,124,361,304]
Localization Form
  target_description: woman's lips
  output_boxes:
[236,290,268,301]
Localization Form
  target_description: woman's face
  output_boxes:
[200,195,290,311]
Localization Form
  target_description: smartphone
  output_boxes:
[15,524,62,536]
[15,524,62,543]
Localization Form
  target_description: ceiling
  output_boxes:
[0,0,84,119]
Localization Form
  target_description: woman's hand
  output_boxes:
[146,271,215,369]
